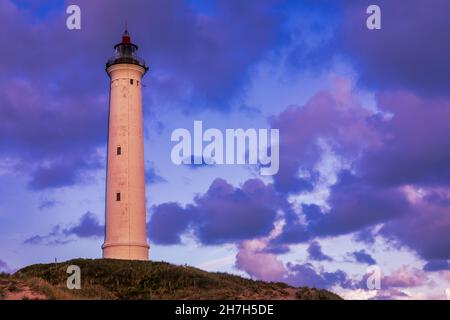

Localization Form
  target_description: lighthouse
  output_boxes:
[102,29,149,260]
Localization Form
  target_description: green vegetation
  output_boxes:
[11,258,342,300]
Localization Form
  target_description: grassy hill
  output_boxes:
[1,258,342,300]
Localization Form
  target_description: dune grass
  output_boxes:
[14,258,342,300]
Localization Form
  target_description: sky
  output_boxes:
[1,0,450,300]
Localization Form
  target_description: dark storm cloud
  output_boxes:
[307,241,333,262]
[0,80,107,158]
[54,0,287,109]
[0,78,107,190]
[338,0,450,96]
[149,178,283,245]
[0,0,293,190]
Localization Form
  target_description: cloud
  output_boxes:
[38,199,59,210]
[145,165,167,184]
[234,222,354,289]
[423,260,450,272]
[183,155,216,169]
[28,153,103,190]
[270,77,377,194]
[381,191,450,261]
[149,78,450,278]
[0,259,9,273]
[285,262,354,289]
[0,79,106,190]
[269,83,450,269]
[362,92,450,187]
[0,0,298,190]
[148,202,191,245]
[62,212,103,238]
[23,212,103,245]
[382,266,430,289]
[149,178,283,245]
[351,250,376,265]
[369,288,410,300]
[356,265,431,297]
[235,222,286,282]
[303,171,410,238]
[353,227,377,245]
[338,0,450,96]
[307,241,333,262]
[23,226,73,246]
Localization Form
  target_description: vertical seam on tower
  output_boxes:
[128,67,131,259]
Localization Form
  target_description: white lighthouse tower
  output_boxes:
[102,29,149,260]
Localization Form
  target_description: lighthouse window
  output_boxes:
[116,193,121,201]
[117,146,121,155]
[137,81,139,86]
[130,79,134,85]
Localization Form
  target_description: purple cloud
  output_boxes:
[303,171,409,238]
[0,0,295,191]
[351,250,376,265]
[338,0,450,96]
[268,84,450,268]
[0,79,107,190]
[369,289,410,300]
[149,178,283,245]
[381,195,450,261]
[382,266,429,289]
[38,199,59,210]
[307,241,333,262]
[362,92,450,187]
[23,212,103,245]
[0,259,9,273]
[235,235,354,289]
[145,165,167,184]
[285,263,354,290]
[23,226,73,246]
[148,203,191,245]
[353,227,377,245]
[62,212,103,238]
[423,260,450,272]
[270,82,376,194]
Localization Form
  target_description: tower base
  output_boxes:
[102,242,149,261]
